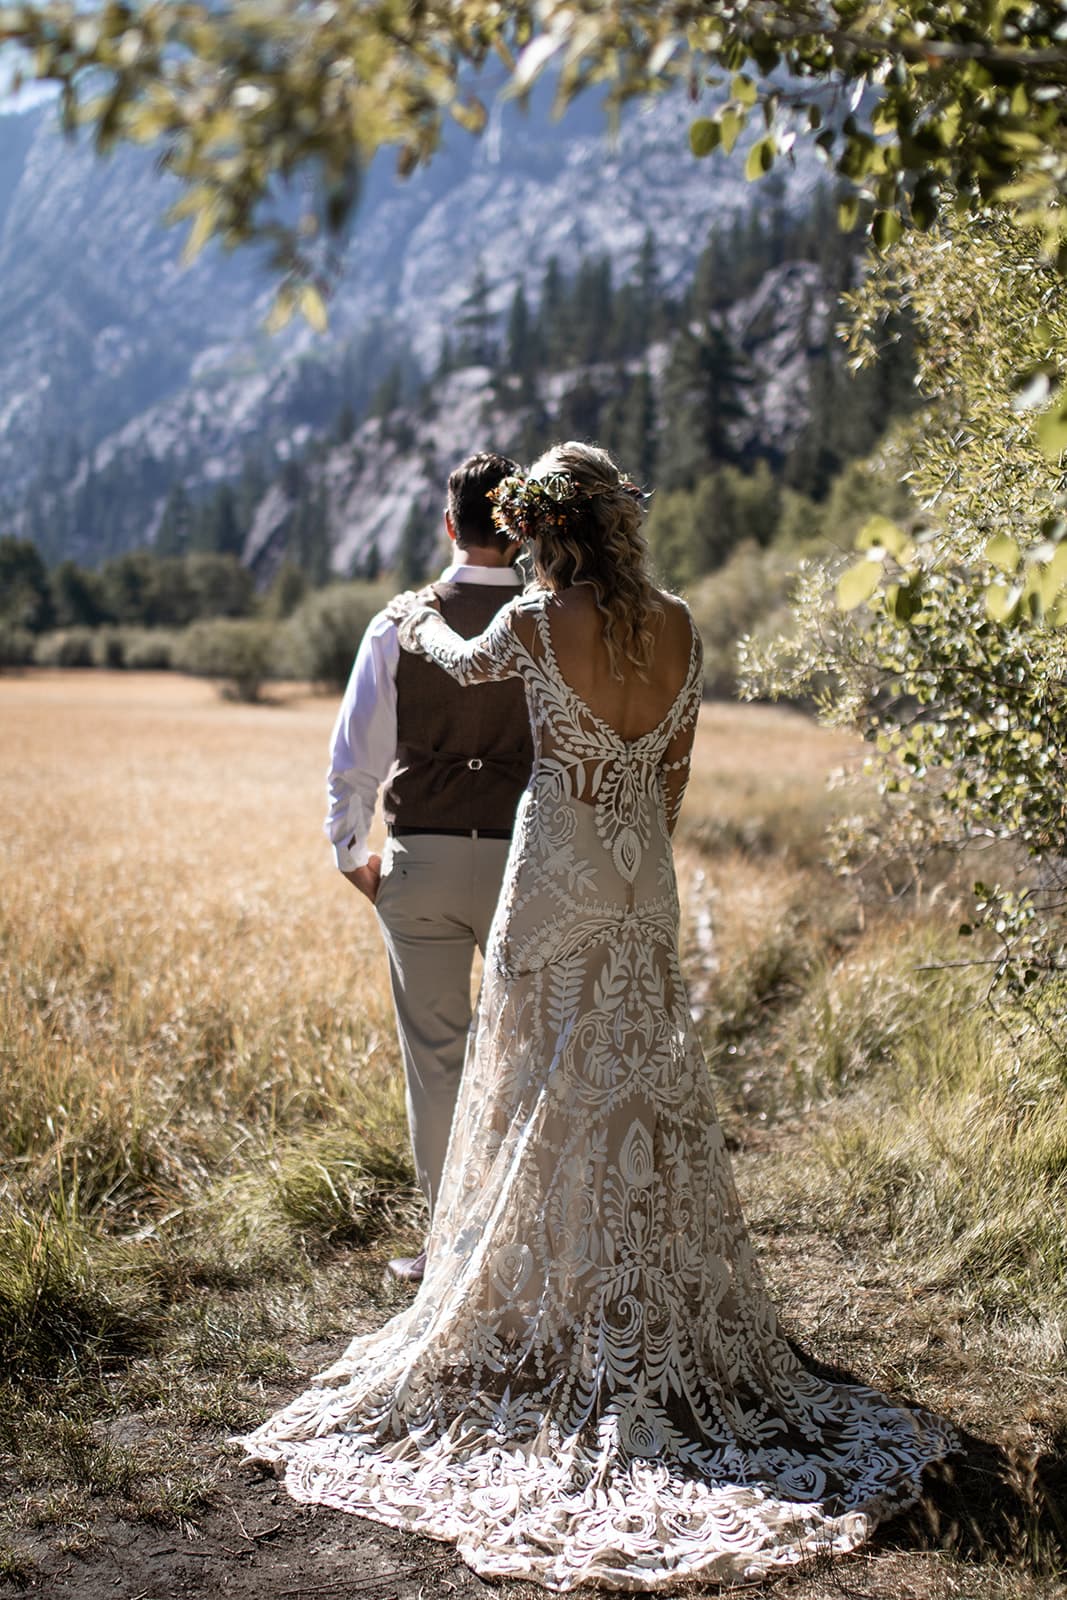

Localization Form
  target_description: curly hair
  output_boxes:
[522,441,662,678]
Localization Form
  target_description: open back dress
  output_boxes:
[241,589,955,1590]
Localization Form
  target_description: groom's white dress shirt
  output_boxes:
[325,562,523,870]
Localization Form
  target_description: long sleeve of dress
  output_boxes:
[395,598,523,686]
[658,624,703,835]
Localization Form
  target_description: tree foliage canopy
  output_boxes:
[742,213,1067,1003]
[3,0,1067,316]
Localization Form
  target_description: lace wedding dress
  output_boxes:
[241,593,956,1589]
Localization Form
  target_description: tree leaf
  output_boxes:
[985,582,1022,623]
[838,194,859,230]
[452,96,487,134]
[1035,395,1067,460]
[299,283,329,333]
[885,580,922,624]
[1038,542,1067,609]
[872,208,902,249]
[183,201,218,265]
[837,558,882,611]
[744,135,774,180]
[719,108,743,155]
[688,118,719,158]
[856,515,908,557]
[984,533,1020,574]
[265,286,296,335]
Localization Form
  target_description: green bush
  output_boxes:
[686,542,798,698]
[285,581,390,690]
[91,629,126,669]
[175,618,282,702]
[117,629,179,671]
[32,629,95,669]
[0,624,34,669]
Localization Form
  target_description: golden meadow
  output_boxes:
[0,669,1064,1595]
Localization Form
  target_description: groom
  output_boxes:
[325,452,531,1282]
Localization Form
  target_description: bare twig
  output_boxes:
[279,1556,455,1597]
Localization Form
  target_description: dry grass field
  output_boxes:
[0,669,1064,1600]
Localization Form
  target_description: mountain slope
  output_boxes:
[0,83,822,562]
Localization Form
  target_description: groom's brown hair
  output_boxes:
[448,452,519,552]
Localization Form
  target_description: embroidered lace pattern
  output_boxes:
[240,592,957,1591]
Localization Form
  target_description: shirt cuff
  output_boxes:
[334,837,371,871]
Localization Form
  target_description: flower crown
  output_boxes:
[488,470,644,542]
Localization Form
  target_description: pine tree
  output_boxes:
[0,537,55,631]
[361,539,382,582]
[334,403,356,444]
[456,262,496,368]
[602,369,657,486]
[397,501,441,584]
[506,283,539,384]
[435,334,455,381]
[571,258,614,365]
[635,231,662,334]
[203,484,243,557]
[156,483,193,557]
[99,551,160,626]
[658,322,747,490]
[185,552,255,618]
[554,377,604,443]
[49,558,104,628]
[371,363,404,418]
[292,489,332,585]
[691,228,731,318]
[539,257,570,368]
[607,283,645,360]
[265,561,309,619]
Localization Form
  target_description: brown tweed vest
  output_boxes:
[384,579,533,832]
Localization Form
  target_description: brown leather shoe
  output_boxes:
[387,1249,426,1283]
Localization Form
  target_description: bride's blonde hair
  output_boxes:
[525,441,661,678]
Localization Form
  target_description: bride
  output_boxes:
[240,441,955,1589]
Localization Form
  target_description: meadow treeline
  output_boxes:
[0,543,390,699]
[1,446,902,703]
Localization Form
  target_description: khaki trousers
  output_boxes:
[374,831,511,1217]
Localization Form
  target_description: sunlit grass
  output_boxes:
[0,670,1064,1592]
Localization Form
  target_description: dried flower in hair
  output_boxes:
[489,469,645,542]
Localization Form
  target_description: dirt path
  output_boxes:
[10,1235,1064,1600]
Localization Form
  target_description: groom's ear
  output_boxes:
[444,510,457,544]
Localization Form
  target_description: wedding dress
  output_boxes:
[241,592,956,1589]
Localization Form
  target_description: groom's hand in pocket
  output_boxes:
[343,853,382,904]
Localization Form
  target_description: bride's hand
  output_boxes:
[384,586,440,625]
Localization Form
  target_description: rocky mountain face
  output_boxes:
[246,259,835,581]
[0,80,823,565]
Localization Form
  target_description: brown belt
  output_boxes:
[388,825,512,840]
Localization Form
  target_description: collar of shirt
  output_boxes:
[438,561,522,587]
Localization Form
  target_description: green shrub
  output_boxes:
[285,581,390,690]
[175,618,282,702]
[0,624,34,669]
[686,543,798,698]
[91,629,126,669]
[32,629,95,668]
[118,628,179,671]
